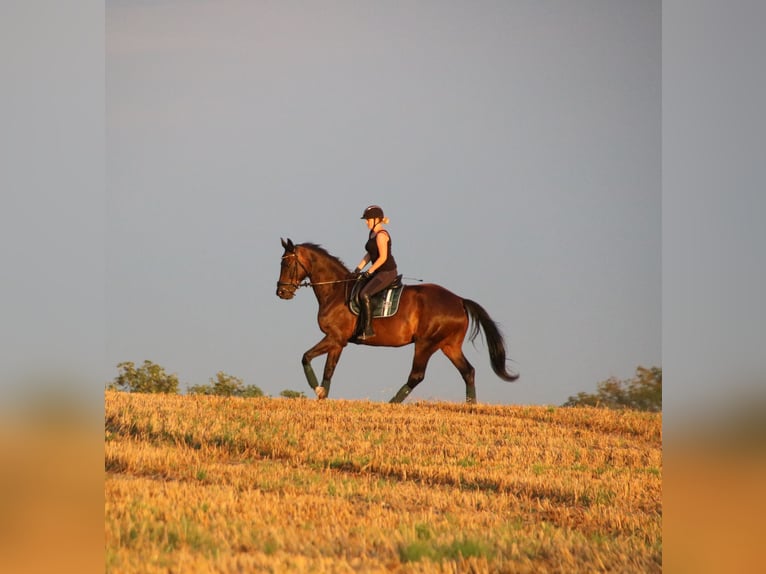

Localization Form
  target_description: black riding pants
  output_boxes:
[359,269,398,299]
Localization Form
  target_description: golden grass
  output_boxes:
[105,391,661,573]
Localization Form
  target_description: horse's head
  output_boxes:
[276,238,310,299]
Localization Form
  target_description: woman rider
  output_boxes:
[352,205,398,340]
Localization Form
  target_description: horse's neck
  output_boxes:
[306,254,345,283]
[305,252,348,306]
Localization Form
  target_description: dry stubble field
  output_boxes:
[105,391,661,573]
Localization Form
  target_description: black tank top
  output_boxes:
[365,230,397,273]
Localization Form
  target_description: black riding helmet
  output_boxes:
[361,205,384,220]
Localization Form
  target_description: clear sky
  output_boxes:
[103,0,661,405]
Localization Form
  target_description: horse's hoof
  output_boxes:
[315,386,327,399]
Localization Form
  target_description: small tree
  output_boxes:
[563,366,661,412]
[188,371,264,398]
[107,360,180,394]
[625,366,662,412]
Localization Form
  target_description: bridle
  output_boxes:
[277,252,312,292]
[277,251,356,293]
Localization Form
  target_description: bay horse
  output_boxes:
[275,238,519,403]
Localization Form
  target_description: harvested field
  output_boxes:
[105,391,661,572]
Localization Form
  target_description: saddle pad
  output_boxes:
[349,284,404,318]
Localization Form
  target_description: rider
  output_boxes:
[352,205,398,340]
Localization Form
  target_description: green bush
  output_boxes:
[279,389,306,399]
[187,371,264,398]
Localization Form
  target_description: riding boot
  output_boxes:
[357,294,375,339]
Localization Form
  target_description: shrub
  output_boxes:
[280,389,306,399]
[187,371,264,398]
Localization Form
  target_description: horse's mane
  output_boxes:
[299,242,350,273]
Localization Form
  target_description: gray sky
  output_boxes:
[104,0,660,405]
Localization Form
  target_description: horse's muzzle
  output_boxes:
[276,284,296,299]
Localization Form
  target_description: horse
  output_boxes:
[275,238,519,403]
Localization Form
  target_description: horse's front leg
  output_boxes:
[301,336,344,399]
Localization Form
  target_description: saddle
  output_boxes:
[349,275,404,318]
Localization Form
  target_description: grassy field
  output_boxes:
[105,391,661,573]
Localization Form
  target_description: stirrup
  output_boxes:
[358,324,375,339]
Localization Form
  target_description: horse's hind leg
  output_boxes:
[442,344,477,404]
[390,341,438,403]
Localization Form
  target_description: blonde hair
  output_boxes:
[381,216,390,224]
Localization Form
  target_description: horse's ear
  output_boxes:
[281,237,295,252]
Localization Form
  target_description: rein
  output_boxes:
[279,251,422,291]
[287,276,420,289]
[293,277,357,289]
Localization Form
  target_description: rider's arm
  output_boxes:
[355,253,370,272]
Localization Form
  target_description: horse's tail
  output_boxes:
[463,299,519,382]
